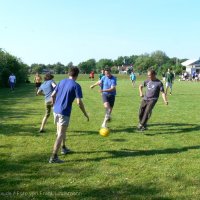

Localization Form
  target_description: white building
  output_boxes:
[181,59,200,74]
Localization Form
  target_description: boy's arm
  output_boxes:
[161,92,168,105]
[139,84,144,97]
[37,90,44,96]
[51,90,56,105]
[90,81,101,89]
[101,86,116,93]
[76,98,89,121]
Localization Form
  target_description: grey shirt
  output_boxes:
[143,79,164,100]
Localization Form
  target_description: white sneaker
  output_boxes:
[101,123,107,128]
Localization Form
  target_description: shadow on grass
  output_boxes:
[0,123,42,136]
[0,145,196,199]
[0,154,171,200]
[69,126,136,136]
[70,123,200,136]
[144,123,200,135]
[69,145,200,163]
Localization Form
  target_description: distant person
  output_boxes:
[8,73,16,91]
[89,71,95,81]
[90,67,117,128]
[195,72,199,82]
[99,69,105,80]
[192,71,196,80]
[165,68,174,95]
[37,73,56,133]
[138,69,168,131]
[49,67,89,163]
[183,71,188,80]
[130,71,136,87]
[34,73,42,95]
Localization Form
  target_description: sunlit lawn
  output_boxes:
[0,74,200,200]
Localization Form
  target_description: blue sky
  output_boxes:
[0,0,199,65]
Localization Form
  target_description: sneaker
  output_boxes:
[140,126,146,131]
[137,123,143,129]
[39,129,45,133]
[101,122,107,128]
[49,156,64,163]
[137,123,146,131]
[61,147,71,155]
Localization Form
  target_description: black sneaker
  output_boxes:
[61,147,71,155]
[49,156,64,163]
[138,124,146,131]
[140,126,146,131]
[39,129,45,133]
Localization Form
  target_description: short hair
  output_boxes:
[148,69,156,76]
[104,67,111,72]
[44,73,54,81]
[68,67,79,77]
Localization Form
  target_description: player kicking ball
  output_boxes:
[90,67,117,128]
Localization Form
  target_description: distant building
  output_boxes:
[118,65,133,74]
[181,59,200,74]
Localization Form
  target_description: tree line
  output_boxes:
[0,49,187,88]
[30,50,186,75]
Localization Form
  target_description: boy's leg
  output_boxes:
[52,125,67,155]
[102,102,112,128]
[101,95,115,127]
[165,83,169,95]
[140,100,157,127]
[139,99,147,125]
[40,104,51,132]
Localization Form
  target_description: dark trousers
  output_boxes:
[139,99,157,126]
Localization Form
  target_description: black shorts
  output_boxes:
[102,94,115,108]
[35,82,41,88]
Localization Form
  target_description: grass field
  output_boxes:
[0,74,200,200]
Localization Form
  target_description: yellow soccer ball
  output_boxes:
[99,127,110,137]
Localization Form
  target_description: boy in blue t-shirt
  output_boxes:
[90,67,117,128]
[49,67,89,163]
[130,71,136,87]
[37,73,56,133]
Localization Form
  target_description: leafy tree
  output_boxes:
[0,49,29,87]
[54,62,65,74]
[129,55,139,66]
[96,59,113,72]
[151,50,169,67]
[111,66,119,74]
[67,62,73,68]
[30,64,43,74]
[113,56,124,66]
[78,59,96,73]
[134,54,154,73]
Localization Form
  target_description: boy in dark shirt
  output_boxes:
[138,69,168,131]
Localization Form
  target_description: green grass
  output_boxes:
[1,75,200,200]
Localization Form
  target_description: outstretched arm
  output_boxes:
[90,81,101,89]
[76,98,89,121]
